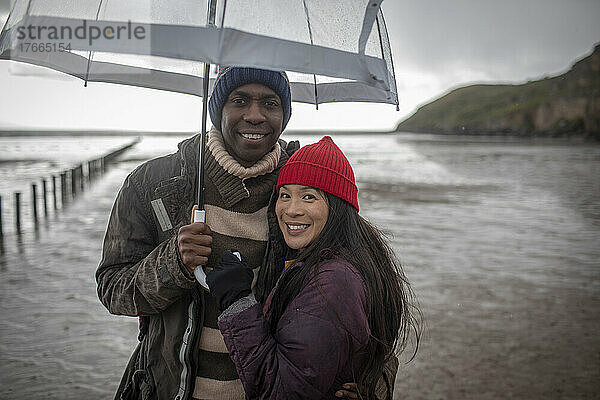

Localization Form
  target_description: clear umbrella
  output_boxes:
[1,0,398,105]
[0,0,398,222]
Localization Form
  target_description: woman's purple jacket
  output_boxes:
[217,258,370,399]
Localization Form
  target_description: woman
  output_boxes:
[207,136,420,399]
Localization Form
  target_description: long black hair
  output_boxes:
[256,192,421,399]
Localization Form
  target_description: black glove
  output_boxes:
[206,250,254,311]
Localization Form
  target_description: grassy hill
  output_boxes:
[396,44,600,137]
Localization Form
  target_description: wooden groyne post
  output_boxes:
[78,164,84,192]
[31,183,38,227]
[42,179,48,217]
[70,167,77,198]
[60,172,67,205]
[0,195,3,238]
[0,195,3,253]
[87,161,93,182]
[52,176,57,210]
[14,192,21,234]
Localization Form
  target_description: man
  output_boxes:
[97,66,393,400]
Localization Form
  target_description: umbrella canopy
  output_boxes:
[0,0,398,107]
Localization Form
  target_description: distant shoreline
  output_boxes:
[1,129,597,141]
[394,128,600,140]
[0,129,396,137]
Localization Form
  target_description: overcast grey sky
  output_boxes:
[0,0,599,131]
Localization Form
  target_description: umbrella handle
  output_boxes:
[192,208,210,290]
[193,208,206,223]
[191,208,241,290]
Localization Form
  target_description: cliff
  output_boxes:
[396,44,600,137]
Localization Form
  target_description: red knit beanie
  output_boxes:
[277,136,359,211]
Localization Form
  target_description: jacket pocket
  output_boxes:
[118,342,156,400]
[132,369,155,400]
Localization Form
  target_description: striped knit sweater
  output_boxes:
[192,128,287,400]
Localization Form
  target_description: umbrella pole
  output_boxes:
[196,62,210,215]
[195,0,217,223]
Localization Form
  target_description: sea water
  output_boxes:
[0,133,598,399]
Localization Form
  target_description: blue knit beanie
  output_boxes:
[208,66,292,131]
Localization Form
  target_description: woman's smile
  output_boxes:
[283,222,311,237]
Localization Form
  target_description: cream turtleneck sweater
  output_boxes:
[207,127,281,180]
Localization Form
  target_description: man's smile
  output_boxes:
[239,131,269,140]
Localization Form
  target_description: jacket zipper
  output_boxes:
[174,299,195,400]
[174,288,204,400]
